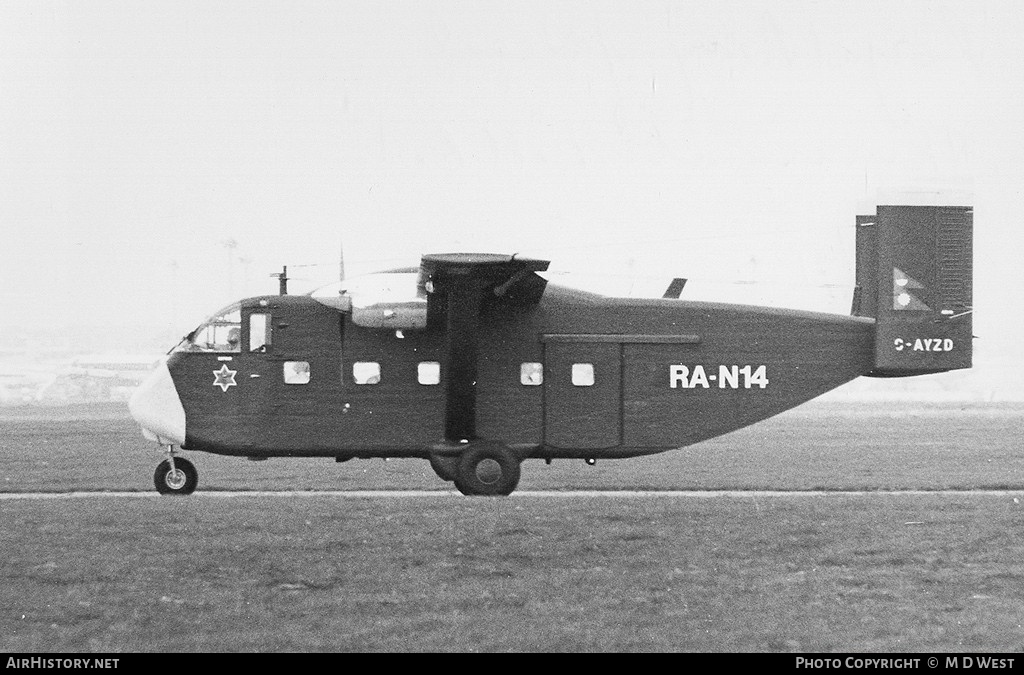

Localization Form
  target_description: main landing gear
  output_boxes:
[154,447,198,496]
[430,441,522,497]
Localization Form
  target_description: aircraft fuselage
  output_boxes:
[166,285,874,460]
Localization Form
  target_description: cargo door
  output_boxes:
[543,339,621,449]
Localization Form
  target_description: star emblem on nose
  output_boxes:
[213,364,238,392]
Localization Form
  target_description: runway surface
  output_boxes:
[2,489,1023,500]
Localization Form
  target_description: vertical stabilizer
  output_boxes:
[852,214,878,318]
[857,206,973,376]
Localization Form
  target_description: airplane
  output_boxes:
[129,205,973,496]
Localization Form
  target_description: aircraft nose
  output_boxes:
[129,359,186,446]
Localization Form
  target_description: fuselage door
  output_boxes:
[240,308,275,424]
[242,301,342,440]
[543,339,621,449]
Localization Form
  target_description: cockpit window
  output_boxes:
[178,305,242,352]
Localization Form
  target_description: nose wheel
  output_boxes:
[154,455,198,495]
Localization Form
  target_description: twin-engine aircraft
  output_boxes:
[130,205,973,496]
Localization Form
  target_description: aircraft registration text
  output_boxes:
[893,338,954,352]
[669,365,769,389]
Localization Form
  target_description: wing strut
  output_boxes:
[420,254,549,443]
[442,270,483,441]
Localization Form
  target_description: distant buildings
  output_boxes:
[0,354,161,405]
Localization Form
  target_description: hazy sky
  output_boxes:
[2,1,1021,352]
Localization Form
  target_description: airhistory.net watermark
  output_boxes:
[6,659,118,669]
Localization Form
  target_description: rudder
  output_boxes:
[853,205,973,376]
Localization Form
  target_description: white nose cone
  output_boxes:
[129,360,186,445]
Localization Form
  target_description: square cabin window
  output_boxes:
[417,361,440,385]
[353,361,381,385]
[520,362,543,386]
[283,361,310,385]
[572,363,595,386]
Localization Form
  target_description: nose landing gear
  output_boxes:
[154,447,198,495]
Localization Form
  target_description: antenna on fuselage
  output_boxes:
[339,240,346,282]
[271,266,288,295]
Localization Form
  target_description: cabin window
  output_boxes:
[249,313,271,352]
[418,361,440,385]
[353,361,381,385]
[182,305,241,353]
[283,361,310,385]
[520,362,543,386]
[571,363,595,386]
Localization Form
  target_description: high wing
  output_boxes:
[311,253,550,330]
[311,254,551,445]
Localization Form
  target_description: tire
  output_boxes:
[428,453,460,482]
[154,458,198,495]
[454,442,521,496]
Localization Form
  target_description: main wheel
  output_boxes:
[454,442,521,496]
[154,457,198,496]
[428,453,460,482]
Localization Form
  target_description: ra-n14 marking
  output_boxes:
[669,365,770,389]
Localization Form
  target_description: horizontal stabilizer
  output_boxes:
[662,278,687,299]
